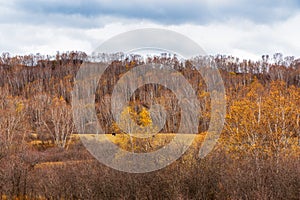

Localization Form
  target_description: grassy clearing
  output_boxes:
[34,133,207,167]
[75,133,206,152]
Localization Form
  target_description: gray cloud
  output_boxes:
[0,0,299,58]
[2,0,298,28]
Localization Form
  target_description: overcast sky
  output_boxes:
[1,0,300,60]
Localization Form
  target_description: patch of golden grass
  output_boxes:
[76,133,206,153]
[29,140,54,148]
[35,159,95,169]
[34,133,207,169]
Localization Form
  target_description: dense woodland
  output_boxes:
[0,51,299,199]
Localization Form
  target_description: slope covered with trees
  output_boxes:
[0,51,299,199]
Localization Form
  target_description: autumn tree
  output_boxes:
[42,96,74,149]
[224,79,300,170]
[0,86,27,160]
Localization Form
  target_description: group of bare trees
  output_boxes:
[0,51,299,199]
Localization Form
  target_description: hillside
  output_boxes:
[0,51,299,199]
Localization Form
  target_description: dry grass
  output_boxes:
[33,133,207,168]
[74,133,206,153]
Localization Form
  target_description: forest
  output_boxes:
[0,51,299,199]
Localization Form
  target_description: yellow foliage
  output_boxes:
[59,95,64,101]
[139,107,152,127]
[15,101,24,113]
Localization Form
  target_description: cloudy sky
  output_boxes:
[1,0,300,60]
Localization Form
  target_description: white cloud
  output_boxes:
[1,15,300,60]
[167,14,300,60]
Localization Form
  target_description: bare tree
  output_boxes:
[42,96,74,149]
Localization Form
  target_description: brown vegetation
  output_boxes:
[0,51,299,199]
